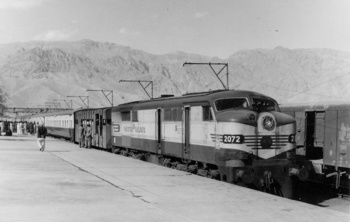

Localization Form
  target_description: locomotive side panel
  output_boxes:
[133,109,157,153]
[162,107,183,157]
[188,106,216,164]
[112,109,158,153]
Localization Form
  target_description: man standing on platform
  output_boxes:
[37,123,47,152]
[78,123,85,148]
[84,123,92,148]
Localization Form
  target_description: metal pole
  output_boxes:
[86,90,113,106]
[183,62,229,90]
[119,80,153,99]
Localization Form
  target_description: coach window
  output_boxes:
[132,111,138,122]
[203,106,213,121]
[121,111,131,121]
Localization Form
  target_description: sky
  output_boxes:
[0,0,349,58]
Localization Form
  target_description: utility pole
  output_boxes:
[119,80,153,99]
[183,62,229,90]
[86,90,113,106]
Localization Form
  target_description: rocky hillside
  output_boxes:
[0,40,349,108]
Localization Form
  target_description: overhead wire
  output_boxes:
[233,72,350,101]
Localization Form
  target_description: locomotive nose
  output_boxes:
[257,111,296,133]
[255,111,296,159]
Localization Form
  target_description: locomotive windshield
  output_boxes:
[252,98,279,112]
[215,98,248,111]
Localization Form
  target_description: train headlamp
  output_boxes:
[248,113,256,120]
[262,116,275,131]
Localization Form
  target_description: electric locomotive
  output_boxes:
[111,90,298,197]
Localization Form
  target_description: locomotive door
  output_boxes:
[183,106,191,159]
[156,109,162,153]
[305,111,325,159]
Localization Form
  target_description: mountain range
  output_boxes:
[0,39,349,109]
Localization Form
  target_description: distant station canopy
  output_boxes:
[1,107,72,117]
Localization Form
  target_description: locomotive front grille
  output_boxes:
[245,135,289,150]
[211,134,289,150]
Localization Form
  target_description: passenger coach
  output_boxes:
[26,110,74,140]
[44,110,74,140]
[112,90,298,197]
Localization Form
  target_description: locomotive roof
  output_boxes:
[113,90,276,111]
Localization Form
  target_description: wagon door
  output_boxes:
[103,109,112,149]
[337,109,350,169]
[94,112,99,147]
[99,112,103,147]
[74,112,80,143]
[305,111,325,159]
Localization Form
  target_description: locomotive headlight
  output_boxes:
[262,116,275,131]
[248,113,256,120]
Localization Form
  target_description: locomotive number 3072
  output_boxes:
[223,135,244,144]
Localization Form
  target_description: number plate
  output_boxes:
[223,135,244,144]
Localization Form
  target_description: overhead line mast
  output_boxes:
[54,99,73,109]
[183,62,229,90]
[67,96,89,108]
[86,90,114,107]
[119,80,153,99]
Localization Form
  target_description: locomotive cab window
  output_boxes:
[203,106,213,121]
[215,98,249,111]
[252,98,279,112]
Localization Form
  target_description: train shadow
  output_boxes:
[294,181,347,207]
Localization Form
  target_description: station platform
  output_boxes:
[0,135,349,222]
